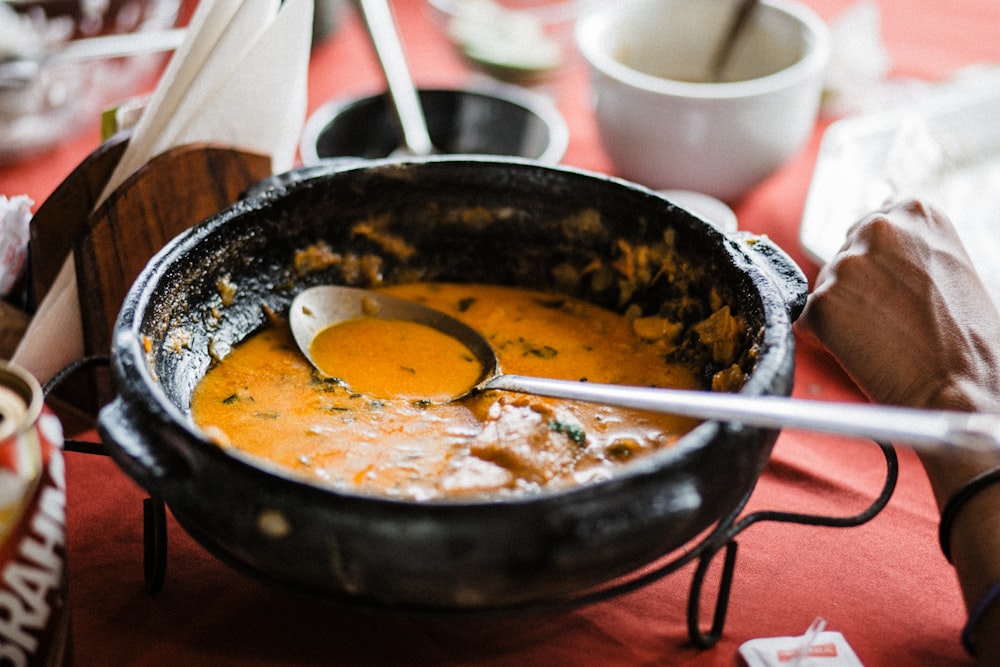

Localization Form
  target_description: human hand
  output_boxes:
[799,198,1000,413]
[803,200,1000,663]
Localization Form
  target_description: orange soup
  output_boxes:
[190,283,715,500]
[310,317,483,401]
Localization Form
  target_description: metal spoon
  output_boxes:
[0,28,186,91]
[357,0,436,156]
[709,0,759,81]
[289,285,1000,453]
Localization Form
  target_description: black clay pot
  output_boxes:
[98,157,807,611]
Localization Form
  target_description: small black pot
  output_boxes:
[299,86,569,165]
[98,157,807,611]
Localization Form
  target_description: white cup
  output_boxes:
[576,0,830,202]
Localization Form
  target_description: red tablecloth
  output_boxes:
[4,0,1000,664]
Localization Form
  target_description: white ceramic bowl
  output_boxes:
[576,0,830,202]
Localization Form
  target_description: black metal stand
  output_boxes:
[46,356,899,646]
[142,497,168,595]
[685,442,898,648]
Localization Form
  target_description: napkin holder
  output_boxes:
[28,136,271,424]
[0,300,28,360]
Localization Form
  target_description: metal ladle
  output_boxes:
[357,0,436,156]
[289,285,1000,454]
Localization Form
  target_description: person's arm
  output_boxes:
[799,198,1000,664]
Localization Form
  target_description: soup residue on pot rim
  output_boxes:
[190,282,746,500]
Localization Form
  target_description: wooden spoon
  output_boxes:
[710,0,759,81]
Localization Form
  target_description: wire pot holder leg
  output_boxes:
[46,355,168,594]
[686,440,899,648]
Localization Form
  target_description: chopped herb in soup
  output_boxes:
[190,282,744,500]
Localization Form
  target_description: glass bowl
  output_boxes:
[424,0,582,82]
[0,0,181,164]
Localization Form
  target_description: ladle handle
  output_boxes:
[486,375,1000,453]
[357,0,435,156]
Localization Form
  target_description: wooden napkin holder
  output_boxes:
[0,301,28,360]
[28,134,271,424]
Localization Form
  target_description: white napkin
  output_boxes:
[13,0,313,384]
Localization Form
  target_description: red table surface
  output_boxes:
[3,0,999,664]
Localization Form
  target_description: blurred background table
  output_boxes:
[3,0,1000,664]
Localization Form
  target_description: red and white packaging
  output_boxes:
[739,618,865,667]
[0,361,70,666]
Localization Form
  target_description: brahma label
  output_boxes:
[0,401,69,667]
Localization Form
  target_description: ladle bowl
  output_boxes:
[291,285,1000,454]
